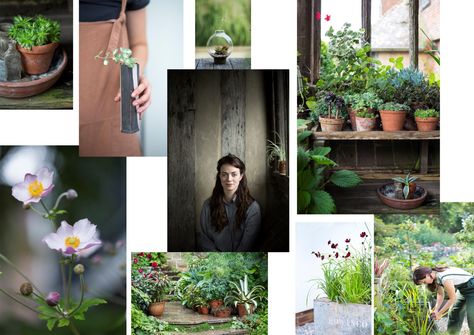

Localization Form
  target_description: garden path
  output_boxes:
[157,301,234,325]
[436,317,469,335]
[174,330,248,335]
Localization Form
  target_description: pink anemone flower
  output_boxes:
[12,167,54,205]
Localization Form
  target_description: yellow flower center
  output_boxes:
[64,236,80,249]
[28,180,44,197]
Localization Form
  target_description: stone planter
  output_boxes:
[355,116,376,131]
[313,299,371,335]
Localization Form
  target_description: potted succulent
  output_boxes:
[266,132,287,175]
[224,275,266,317]
[8,15,60,75]
[392,173,417,200]
[345,92,382,130]
[142,268,171,317]
[414,109,439,131]
[378,102,410,131]
[355,109,377,132]
[377,172,427,209]
[206,30,233,64]
[319,92,346,132]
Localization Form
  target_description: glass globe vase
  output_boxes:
[206,30,233,64]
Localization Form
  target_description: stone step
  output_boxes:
[174,329,248,335]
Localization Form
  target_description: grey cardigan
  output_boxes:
[198,197,261,251]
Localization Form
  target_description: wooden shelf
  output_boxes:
[313,130,439,140]
[195,58,251,70]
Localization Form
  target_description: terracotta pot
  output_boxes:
[213,307,232,318]
[355,116,376,131]
[379,110,406,131]
[197,306,209,315]
[237,303,255,317]
[319,116,344,132]
[18,42,58,75]
[209,299,223,309]
[377,183,427,210]
[348,108,357,130]
[149,301,166,317]
[415,117,439,132]
[278,161,287,175]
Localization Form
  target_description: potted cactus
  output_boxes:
[8,15,60,75]
[379,102,410,131]
[414,109,439,131]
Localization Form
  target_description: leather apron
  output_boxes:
[79,0,142,156]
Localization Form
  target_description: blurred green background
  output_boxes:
[0,146,126,335]
[195,0,251,47]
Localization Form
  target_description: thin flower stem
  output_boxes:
[53,192,68,210]
[40,199,50,214]
[0,288,38,314]
[60,256,67,307]
[66,258,73,309]
[29,205,47,216]
[0,253,44,296]
[68,320,81,335]
[68,274,85,316]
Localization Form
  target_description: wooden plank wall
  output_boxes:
[221,71,246,159]
[168,71,196,251]
[297,0,321,83]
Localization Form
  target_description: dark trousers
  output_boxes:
[448,278,474,334]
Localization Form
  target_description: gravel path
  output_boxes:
[435,317,470,334]
[296,322,315,335]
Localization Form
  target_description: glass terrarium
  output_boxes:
[206,30,233,64]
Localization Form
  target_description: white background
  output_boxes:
[0,0,470,334]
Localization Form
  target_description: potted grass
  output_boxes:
[142,268,171,317]
[414,109,439,131]
[379,102,410,131]
[266,132,287,175]
[309,231,372,334]
[8,15,60,75]
[319,92,346,132]
[224,275,266,317]
[355,109,377,132]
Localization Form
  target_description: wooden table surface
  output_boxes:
[195,58,251,69]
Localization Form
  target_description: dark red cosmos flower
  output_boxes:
[344,252,351,258]
[335,252,339,258]
[325,14,331,21]
[315,11,321,20]
[133,258,138,264]
[138,252,144,256]
[147,253,152,259]
[331,243,338,249]
[345,238,351,243]
[321,255,325,260]
[360,232,367,238]
[151,262,158,268]
[138,268,143,273]
[328,240,331,245]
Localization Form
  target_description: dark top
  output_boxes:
[199,198,261,252]
[80,0,150,22]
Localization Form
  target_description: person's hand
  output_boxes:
[114,76,151,120]
[431,311,441,320]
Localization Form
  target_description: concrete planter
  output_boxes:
[313,299,371,335]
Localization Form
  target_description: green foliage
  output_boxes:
[132,252,168,272]
[379,102,410,112]
[132,286,151,313]
[195,0,250,46]
[346,91,383,110]
[355,109,375,118]
[131,304,170,335]
[9,15,60,49]
[266,132,286,165]
[415,109,439,118]
[297,133,361,213]
[392,173,418,199]
[455,215,474,245]
[95,48,137,68]
[133,268,171,303]
[224,275,267,313]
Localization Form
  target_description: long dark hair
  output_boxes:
[209,154,254,232]
[412,266,448,292]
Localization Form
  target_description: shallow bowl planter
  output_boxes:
[313,299,371,335]
[415,117,439,132]
[377,183,427,209]
[149,301,166,317]
[18,42,59,75]
[355,116,376,131]
[380,110,406,131]
[319,117,344,132]
[0,48,67,98]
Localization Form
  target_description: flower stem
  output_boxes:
[68,320,81,335]
[40,199,50,215]
[60,256,67,308]
[0,288,38,314]
[53,192,68,210]
[0,253,44,296]
[68,274,85,316]
[66,257,74,309]
[29,205,47,217]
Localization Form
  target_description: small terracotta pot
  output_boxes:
[213,307,232,318]
[209,299,223,309]
[348,108,357,131]
[379,110,406,131]
[149,301,166,317]
[197,306,209,315]
[355,116,376,131]
[18,42,58,75]
[278,161,287,175]
[319,116,344,132]
[237,303,255,317]
[415,117,439,132]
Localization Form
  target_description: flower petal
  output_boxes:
[73,219,96,242]
[24,173,37,184]
[56,221,74,238]
[36,168,54,189]
[43,232,64,252]
[12,182,31,202]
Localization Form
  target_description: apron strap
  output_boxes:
[106,0,128,53]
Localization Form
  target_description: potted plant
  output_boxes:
[141,268,171,317]
[266,132,287,175]
[194,296,210,315]
[378,102,410,131]
[345,92,382,130]
[198,278,226,309]
[392,172,418,200]
[414,109,439,131]
[377,172,427,209]
[206,30,233,64]
[319,92,346,132]
[224,275,266,317]
[212,304,232,318]
[355,109,377,132]
[8,15,60,75]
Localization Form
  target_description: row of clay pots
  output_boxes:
[197,299,254,317]
[321,110,439,132]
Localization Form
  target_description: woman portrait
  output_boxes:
[413,266,474,334]
[199,154,261,252]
